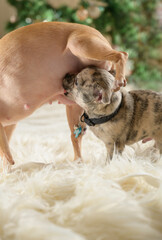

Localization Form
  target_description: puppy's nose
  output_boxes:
[64,92,68,96]
[64,73,75,84]
[63,73,75,93]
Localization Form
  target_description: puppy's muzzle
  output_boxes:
[63,73,75,95]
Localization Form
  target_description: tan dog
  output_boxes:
[0,22,128,167]
[63,67,162,160]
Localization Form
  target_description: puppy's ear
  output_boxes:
[93,71,114,104]
[101,72,115,104]
[101,88,112,104]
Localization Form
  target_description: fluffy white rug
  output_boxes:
[0,102,162,240]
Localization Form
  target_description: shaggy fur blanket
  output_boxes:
[0,102,162,240]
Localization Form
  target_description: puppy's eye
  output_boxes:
[75,77,78,86]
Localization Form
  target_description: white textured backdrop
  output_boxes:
[0,102,162,240]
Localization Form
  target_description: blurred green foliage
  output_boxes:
[6,0,162,90]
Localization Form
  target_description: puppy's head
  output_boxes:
[63,67,114,109]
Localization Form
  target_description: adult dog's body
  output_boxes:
[63,67,162,160]
[0,22,128,166]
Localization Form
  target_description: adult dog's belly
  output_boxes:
[0,47,108,127]
[0,54,78,126]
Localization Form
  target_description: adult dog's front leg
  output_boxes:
[4,124,17,141]
[0,123,14,167]
[68,34,128,89]
[66,105,85,161]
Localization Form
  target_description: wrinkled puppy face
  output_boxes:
[63,67,114,109]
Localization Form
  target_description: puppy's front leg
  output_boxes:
[154,140,162,154]
[105,142,114,163]
[66,105,84,161]
[68,34,128,89]
[0,123,14,167]
[105,141,125,162]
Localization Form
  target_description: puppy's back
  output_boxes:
[129,90,162,115]
[128,89,162,139]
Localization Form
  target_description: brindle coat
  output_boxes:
[63,67,162,160]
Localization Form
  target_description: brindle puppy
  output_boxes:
[63,67,162,160]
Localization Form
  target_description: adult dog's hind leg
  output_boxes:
[68,34,128,89]
[66,105,85,161]
[0,123,14,165]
